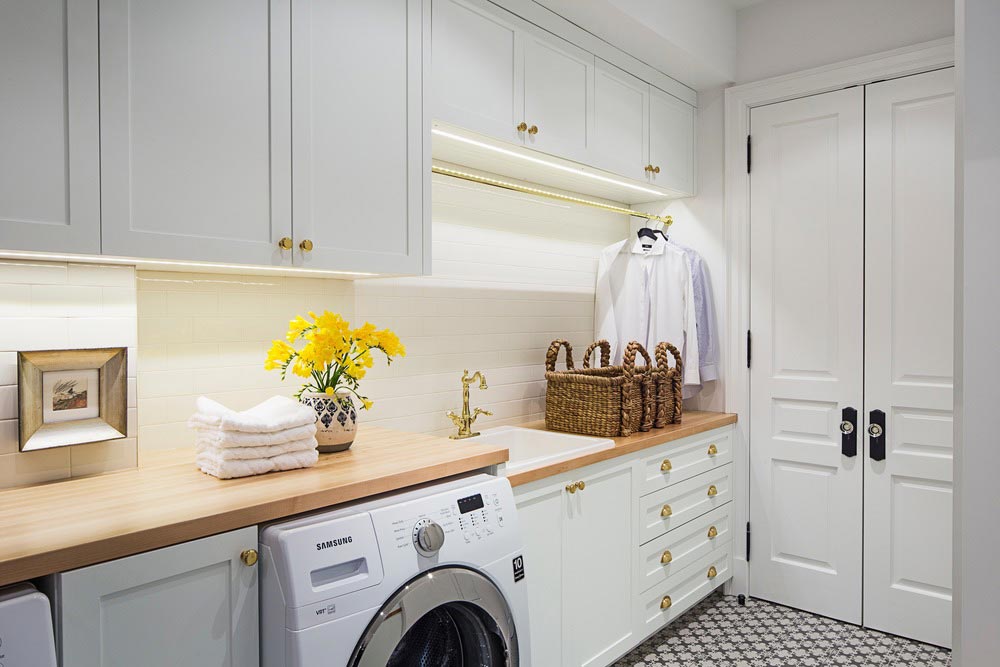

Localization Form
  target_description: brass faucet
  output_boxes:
[446,370,493,439]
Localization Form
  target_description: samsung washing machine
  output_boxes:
[260,473,531,666]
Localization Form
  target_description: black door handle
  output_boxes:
[840,407,857,457]
[869,409,886,461]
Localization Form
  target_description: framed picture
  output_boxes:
[18,348,128,452]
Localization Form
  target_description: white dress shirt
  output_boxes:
[595,235,701,386]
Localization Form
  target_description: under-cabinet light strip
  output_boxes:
[431,165,674,226]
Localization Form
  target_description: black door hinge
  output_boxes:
[746,522,751,562]
[746,135,752,173]
[746,330,752,369]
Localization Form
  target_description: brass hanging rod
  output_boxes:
[431,165,674,226]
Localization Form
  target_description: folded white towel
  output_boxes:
[187,396,317,433]
[196,447,319,479]
[195,436,317,461]
[192,422,317,449]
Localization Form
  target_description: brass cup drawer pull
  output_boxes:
[660,504,672,518]
[707,565,718,579]
[277,237,293,250]
[707,485,718,497]
[660,595,672,610]
[707,525,718,539]
[241,549,259,567]
[660,458,672,472]
[707,444,718,456]
[565,481,586,494]
[660,550,673,564]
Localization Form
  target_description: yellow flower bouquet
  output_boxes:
[265,311,405,451]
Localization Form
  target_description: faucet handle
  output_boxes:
[446,410,464,427]
[472,407,493,423]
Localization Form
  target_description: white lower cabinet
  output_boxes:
[514,424,735,667]
[52,527,259,667]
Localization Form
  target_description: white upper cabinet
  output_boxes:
[292,0,428,275]
[432,0,523,143]
[592,59,649,183]
[0,0,101,254]
[649,85,696,195]
[521,31,594,164]
[99,0,292,265]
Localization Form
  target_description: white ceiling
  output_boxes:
[725,0,770,10]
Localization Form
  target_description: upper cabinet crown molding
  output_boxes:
[0,0,101,254]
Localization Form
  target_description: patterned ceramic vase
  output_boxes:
[299,390,357,453]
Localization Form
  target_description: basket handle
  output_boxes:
[545,339,575,371]
[622,341,652,378]
[581,340,612,369]
[655,341,683,376]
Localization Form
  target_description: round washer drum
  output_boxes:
[349,566,520,666]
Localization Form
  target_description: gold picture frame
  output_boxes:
[18,348,128,452]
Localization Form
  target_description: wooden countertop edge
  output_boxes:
[0,447,506,587]
[506,412,737,487]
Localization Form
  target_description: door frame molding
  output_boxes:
[722,37,955,598]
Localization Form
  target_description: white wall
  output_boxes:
[136,175,626,449]
[953,0,1000,663]
[735,0,954,83]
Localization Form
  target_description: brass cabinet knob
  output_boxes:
[576,480,585,491]
[652,165,661,174]
[707,444,718,456]
[565,483,577,494]
[660,504,672,517]
[707,525,718,539]
[241,549,259,567]
[707,565,718,579]
[527,125,539,135]
[565,481,585,494]
[644,164,653,172]
[299,239,314,252]
[660,549,673,564]
[660,595,672,609]
[516,122,528,132]
[660,458,672,472]
[277,237,293,250]
[707,485,718,497]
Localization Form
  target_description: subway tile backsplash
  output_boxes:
[0,261,138,488]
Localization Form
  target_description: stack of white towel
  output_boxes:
[188,396,319,479]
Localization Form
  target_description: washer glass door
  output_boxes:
[349,566,520,666]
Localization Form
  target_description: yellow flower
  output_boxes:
[374,328,406,358]
[361,398,373,410]
[287,316,311,342]
[324,387,334,396]
[291,357,312,378]
[264,339,296,370]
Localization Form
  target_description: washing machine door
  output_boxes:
[349,566,520,666]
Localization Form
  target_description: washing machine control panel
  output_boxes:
[385,486,511,555]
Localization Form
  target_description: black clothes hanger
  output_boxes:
[636,226,658,241]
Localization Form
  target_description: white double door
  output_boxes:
[748,68,955,648]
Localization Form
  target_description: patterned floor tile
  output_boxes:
[611,593,950,667]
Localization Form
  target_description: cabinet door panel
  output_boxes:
[292,0,426,274]
[649,87,695,195]
[58,527,259,667]
[592,59,648,182]
[564,463,634,667]
[0,0,100,254]
[514,483,565,667]
[432,0,523,144]
[522,31,592,164]
[99,0,291,264]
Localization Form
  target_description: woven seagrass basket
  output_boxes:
[652,341,683,427]
[544,339,653,438]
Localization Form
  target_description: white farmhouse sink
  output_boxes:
[468,426,614,475]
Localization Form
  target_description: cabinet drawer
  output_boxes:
[638,465,732,545]
[638,544,732,633]
[639,427,732,495]
[637,503,732,594]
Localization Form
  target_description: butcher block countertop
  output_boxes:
[0,426,507,588]
[507,410,737,486]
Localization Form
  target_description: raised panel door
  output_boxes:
[863,68,955,648]
[291,0,427,274]
[592,58,648,182]
[748,87,865,624]
[0,0,100,254]
[57,527,259,667]
[432,0,523,144]
[649,86,695,195]
[99,0,291,265]
[563,460,634,667]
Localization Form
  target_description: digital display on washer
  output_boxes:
[457,494,485,514]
